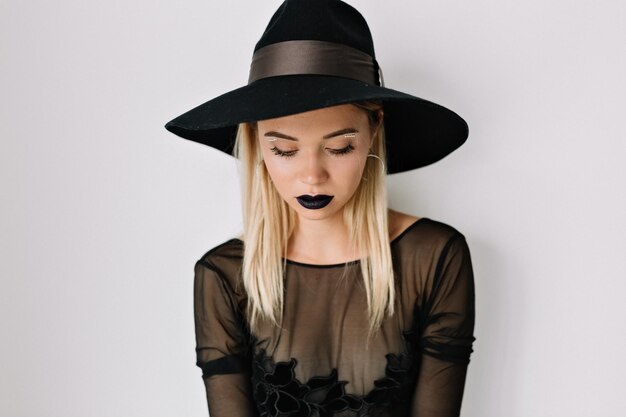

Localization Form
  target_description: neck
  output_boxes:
[287,210,359,264]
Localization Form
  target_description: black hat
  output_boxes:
[164,0,468,174]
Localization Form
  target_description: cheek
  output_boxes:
[263,159,293,193]
[264,158,290,177]
[332,156,367,187]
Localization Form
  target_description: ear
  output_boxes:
[371,109,384,142]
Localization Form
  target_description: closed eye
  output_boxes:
[269,147,297,158]
[269,144,355,158]
[328,144,354,156]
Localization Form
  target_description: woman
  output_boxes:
[165,1,476,416]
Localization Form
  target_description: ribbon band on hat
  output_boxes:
[248,40,384,86]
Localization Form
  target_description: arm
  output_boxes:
[194,260,259,417]
[411,233,476,417]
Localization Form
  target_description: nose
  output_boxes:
[298,150,329,185]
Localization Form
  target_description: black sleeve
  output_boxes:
[411,233,476,417]
[194,259,259,417]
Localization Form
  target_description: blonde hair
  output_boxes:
[233,100,394,345]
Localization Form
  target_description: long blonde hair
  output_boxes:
[233,100,394,345]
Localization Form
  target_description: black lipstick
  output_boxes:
[296,194,334,210]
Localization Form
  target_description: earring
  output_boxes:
[363,153,386,181]
[367,153,385,171]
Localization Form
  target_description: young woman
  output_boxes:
[165,1,476,416]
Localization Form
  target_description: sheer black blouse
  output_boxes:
[193,217,476,416]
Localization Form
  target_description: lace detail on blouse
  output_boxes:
[251,330,420,417]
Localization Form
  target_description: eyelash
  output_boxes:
[269,144,355,158]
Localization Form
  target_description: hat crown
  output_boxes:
[254,0,376,58]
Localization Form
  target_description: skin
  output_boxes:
[256,103,420,264]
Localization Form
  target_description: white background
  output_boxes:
[2,1,625,416]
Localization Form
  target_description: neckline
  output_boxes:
[233,217,429,269]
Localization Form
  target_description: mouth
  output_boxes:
[296,194,334,210]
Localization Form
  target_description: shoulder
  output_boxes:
[391,214,468,260]
[195,237,245,294]
[197,237,244,267]
[391,216,472,297]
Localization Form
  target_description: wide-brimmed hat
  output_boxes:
[164,0,468,174]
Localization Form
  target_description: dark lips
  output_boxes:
[296,194,334,210]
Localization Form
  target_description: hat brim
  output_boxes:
[164,74,468,174]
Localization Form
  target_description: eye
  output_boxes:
[269,146,297,158]
[327,144,355,156]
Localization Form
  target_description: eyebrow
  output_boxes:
[263,128,359,141]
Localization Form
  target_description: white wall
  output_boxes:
[1,1,624,416]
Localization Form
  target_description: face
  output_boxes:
[256,103,379,223]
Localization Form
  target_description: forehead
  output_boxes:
[257,103,367,129]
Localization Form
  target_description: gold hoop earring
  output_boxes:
[367,153,385,168]
[363,153,385,181]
